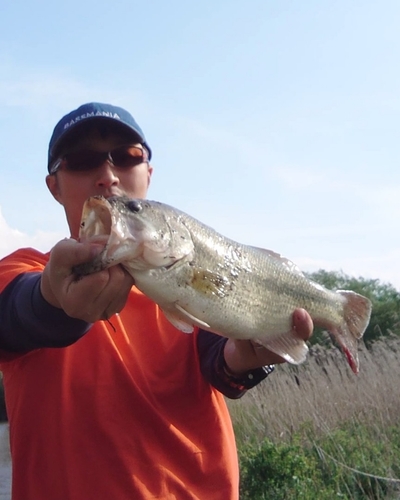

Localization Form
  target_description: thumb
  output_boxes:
[49,238,104,277]
[292,308,314,341]
[41,238,105,308]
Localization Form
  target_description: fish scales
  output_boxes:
[167,215,344,336]
[74,196,372,373]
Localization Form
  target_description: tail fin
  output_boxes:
[339,290,372,339]
[333,290,372,374]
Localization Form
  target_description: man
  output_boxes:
[0,103,313,499]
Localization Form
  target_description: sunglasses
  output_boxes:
[50,145,148,174]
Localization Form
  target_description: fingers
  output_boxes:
[81,265,134,321]
[292,308,314,341]
[50,238,102,278]
[41,239,135,322]
[64,265,134,322]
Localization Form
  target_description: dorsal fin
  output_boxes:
[251,247,304,275]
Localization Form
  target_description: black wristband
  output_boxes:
[219,355,275,390]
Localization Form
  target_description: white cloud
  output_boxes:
[0,207,63,259]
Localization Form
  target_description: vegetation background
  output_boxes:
[229,270,400,499]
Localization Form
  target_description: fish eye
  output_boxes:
[126,200,142,213]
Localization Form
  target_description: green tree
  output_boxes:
[307,270,400,346]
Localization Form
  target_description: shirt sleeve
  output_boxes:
[197,329,274,399]
[0,272,92,352]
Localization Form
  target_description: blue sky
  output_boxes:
[1,0,400,289]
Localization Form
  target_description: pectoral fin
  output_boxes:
[162,304,211,334]
[256,332,309,365]
[175,304,211,329]
[162,309,195,334]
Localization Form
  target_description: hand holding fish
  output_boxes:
[41,238,135,322]
[223,308,314,375]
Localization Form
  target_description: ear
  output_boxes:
[46,174,63,205]
[147,164,153,187]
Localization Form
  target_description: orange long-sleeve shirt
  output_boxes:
[0,248,239,499]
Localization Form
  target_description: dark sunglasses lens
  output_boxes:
[62,147,145,171]
[111,147,145,168]
[65,151,106,171]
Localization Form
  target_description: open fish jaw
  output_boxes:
[76,196,194,272]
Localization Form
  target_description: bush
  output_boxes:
[307,270,400,345]
[238,424,400,499]
[239,438,334,499]
[314,423,400,499]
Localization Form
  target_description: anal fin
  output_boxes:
[256,332,309,365]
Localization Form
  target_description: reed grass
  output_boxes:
[229,335,400,499]
[229,335,400,444]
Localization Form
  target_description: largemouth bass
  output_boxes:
[75,195,372,374]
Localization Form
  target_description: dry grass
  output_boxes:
[228,335,400,444]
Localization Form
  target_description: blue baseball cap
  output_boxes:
[48,102,152,172]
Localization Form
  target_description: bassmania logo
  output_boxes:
[63,111,121,130]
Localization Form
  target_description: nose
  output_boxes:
[95,160,120,188]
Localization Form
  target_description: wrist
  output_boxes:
[218,350,275,390]
[223,338,256,375]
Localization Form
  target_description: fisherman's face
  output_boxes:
[46,124,153,238]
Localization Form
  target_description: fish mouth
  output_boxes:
[79,196,113,245]
[78,195,189,271]
[78,195,196,275]
[79,195,143,267]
